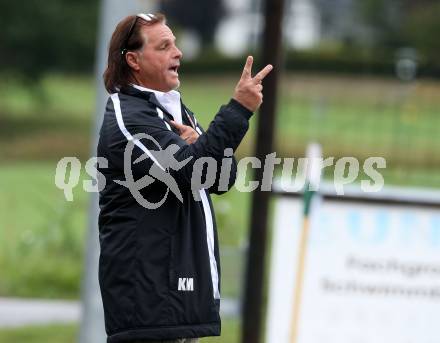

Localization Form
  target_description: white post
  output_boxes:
[79,1,157,342]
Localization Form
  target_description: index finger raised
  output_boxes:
[241,55,253,79]
[253,64,273,83]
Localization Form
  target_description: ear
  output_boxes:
[125,51,140,71]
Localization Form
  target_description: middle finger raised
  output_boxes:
[253,64,273,84]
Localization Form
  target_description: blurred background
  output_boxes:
[0,0,439,342]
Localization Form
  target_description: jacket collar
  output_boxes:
[120,86,175,121]
[120,86,198,129]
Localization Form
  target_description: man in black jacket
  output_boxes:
[98,13,272,343]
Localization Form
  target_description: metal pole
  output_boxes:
[78,1,156,342]
[241,0,285,342]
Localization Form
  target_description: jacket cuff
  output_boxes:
[227,98,253,120]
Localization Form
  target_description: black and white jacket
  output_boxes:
[97,86,252,342]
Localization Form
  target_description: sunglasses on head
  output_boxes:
[121,13,156,55]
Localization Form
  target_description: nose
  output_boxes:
[174,45,183,59]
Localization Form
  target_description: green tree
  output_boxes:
[403,2,440,63]
[0,0,98,80]
[356,0,405,49]
[159,0,225,45]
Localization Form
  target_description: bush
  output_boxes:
[181,47,440,78]
[403,2,440,65]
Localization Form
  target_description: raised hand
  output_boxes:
[170,120,200,144]
[233,56,273,112]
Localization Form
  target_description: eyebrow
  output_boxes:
[156,36,177,46]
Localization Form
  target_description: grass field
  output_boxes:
[0,324,78,343]
[1,73,440,179]
[0,162,88,298]
[0,319,240,343]
[0,72,439,300]
[0,161,248,299]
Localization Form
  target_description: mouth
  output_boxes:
[168,64,180,75]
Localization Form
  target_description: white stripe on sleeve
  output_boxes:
[110,93,165,171]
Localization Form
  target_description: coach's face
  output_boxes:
[128,23,182,92]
